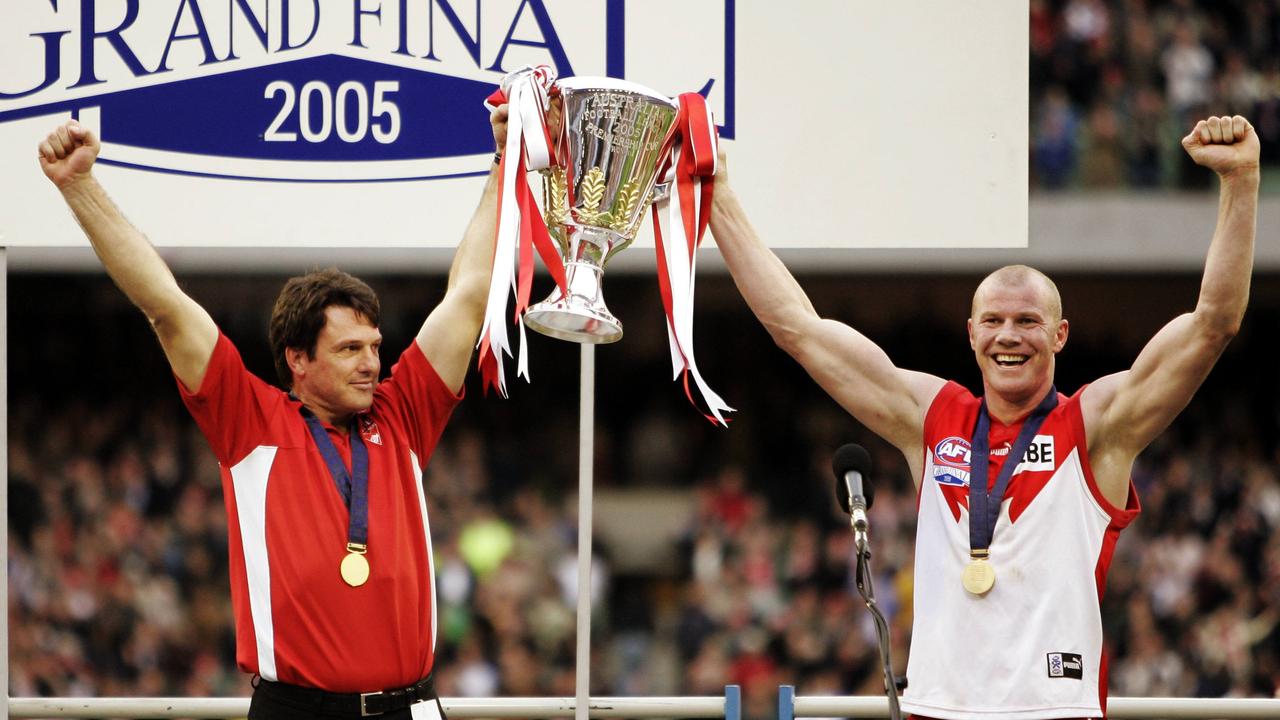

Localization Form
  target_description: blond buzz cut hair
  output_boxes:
[971,265,1063,323]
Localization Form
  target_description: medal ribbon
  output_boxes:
[477,65,569,397]
[968,386,1058,555]
[299,406,370,548]
[650,92,734,426]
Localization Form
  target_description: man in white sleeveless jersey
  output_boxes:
[709,116,1259,719]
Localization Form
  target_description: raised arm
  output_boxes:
[1083,115,1260,503]
[709,151,945,474]
[39,120,217,392]
[413,106,507,393]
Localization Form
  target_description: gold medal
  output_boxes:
[340,543,370,587]
[962,557,995,596]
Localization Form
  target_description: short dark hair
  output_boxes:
[269,268,381,388]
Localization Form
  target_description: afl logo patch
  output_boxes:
[934,436,971,467]
[932,436,972,487]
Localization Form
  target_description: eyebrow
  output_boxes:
[978,310,1045,320]
[332,335,382,347]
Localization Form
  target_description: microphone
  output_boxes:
[833,444,901,720]
[832,444,874,541]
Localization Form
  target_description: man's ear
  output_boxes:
[1053,318,1069,353]
[967,318,976,351]
[285,346,307,376]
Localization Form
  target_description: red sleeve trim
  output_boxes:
[923,381,968,441]
[918,381,968,506]
[1066,385,1141,528]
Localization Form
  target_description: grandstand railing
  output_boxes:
[777,686,1280,719]
[13,688,1280,720]
[8,687,742,719]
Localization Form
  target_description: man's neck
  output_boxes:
[293,391,352,432]
[984,383,1054,425]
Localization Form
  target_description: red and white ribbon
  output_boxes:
[477,65,568,397]
[651,93,734,426]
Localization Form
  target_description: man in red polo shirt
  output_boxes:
[38,107,514,719]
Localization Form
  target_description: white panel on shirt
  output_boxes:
[410,450,437,651]
[231,446,279,681]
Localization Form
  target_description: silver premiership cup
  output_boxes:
[523,77,681,344]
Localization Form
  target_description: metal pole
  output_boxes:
[855,551,901,720]
[575,344,596,720]
[787,694,1280,719]
[2,248,10,720]
[12,694,1280,720]
[8,695,736,719]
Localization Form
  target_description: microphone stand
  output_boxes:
[852,523,902,720]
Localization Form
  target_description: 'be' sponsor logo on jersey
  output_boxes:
[1012,435,1055,474]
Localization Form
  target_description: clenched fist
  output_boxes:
[1182,115,1261,180]
[38,120,100,190]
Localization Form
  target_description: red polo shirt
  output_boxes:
[180,333,460,692]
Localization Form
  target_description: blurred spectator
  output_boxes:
[1163,20,1214,119]
[1034,86,1081,188]
[1080,101,1128,187]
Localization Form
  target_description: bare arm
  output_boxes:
[39,121,217,392]
[1083,116,1260,503]
[709,152,945,473]
[414,106,508,393]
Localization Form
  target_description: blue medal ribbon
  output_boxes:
[968,386,1058,556]
[296,401,370,548]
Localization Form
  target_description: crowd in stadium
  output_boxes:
[1031,0,1280,187]
[9,270,1280,712]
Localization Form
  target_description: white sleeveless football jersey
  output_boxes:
[901,382,1139,720]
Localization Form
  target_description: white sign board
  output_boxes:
[0,0,1027,250]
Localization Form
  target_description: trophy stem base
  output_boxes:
[523,262,622,344]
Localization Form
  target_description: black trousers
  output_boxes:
[248,678,438,720]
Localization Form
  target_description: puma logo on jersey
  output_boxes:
[1047,652,1083,679]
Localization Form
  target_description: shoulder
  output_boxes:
[922,381,976,436]
[374,341,463,411]
[927,381,975,417]
[1076,372,1126,442]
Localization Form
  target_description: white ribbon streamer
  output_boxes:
[656,141,734,426]
[477,66,556,396]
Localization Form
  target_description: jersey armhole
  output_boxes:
[1066,386,1141,527]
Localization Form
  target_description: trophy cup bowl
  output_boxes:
[522,77,681,344]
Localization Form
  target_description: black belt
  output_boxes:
[257,675,438,717]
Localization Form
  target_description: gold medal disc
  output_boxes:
[962,558,995,595]
[340,551,370,587]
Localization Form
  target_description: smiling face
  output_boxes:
[287,305,382,427]
[967,267,1068,417]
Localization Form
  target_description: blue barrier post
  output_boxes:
[777,685,795,720]
[723,685,741,720]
